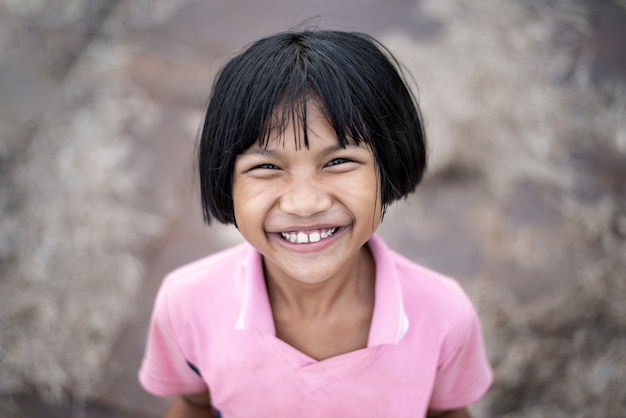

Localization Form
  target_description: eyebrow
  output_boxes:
[240,142,363,157]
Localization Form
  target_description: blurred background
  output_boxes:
[0,0,625,417]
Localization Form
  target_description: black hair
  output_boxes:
[198,30,427,225]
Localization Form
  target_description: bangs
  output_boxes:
[250,43,370,152]
[258,92,365,152]
[199,30,426,225]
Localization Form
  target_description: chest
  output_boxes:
[273,309,373,361]
[201,328,437,418]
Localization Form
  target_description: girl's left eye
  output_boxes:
[255,163,278,170]
[326,158,350,167]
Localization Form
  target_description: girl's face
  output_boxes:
[232,103,382,286]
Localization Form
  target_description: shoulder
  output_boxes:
[371,235,470,303]
[400,254,476,323]
[370,235,477,324]
[162,242,252,291]
[153,241,257,317]
[395,253,469,304]
[148,241,260,346]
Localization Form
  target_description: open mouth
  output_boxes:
[279,227,338,244]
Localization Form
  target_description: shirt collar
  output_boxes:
[235,234,409,346]
[366,234,410,346]
[235,246,275,334]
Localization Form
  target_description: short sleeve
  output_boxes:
[138,279,207,397]
[428,299,493,410]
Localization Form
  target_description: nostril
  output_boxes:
[280,184,332,217]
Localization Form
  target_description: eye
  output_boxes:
[254,163,279,170]
[326,158,351,167]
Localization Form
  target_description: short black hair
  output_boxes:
[198,30,427,225]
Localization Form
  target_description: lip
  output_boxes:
[268,225,348,253]
[276,223,341,233]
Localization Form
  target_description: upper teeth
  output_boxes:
[280,228,337,244]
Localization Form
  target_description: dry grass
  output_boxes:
[0,0,624,416]
[383,0,626,416]
[0,30,163,418]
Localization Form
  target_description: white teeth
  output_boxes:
[280,228,337,244]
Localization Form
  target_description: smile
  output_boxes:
[279,227,338,244]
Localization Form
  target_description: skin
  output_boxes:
[163,391,216,418]
[162,393,471,418]
[162,102,472,417]
[427,407,472,417]
[232,103,380,361]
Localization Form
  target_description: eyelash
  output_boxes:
[253,158,352,171]
[255,163,278,170]
[326,158,350,167]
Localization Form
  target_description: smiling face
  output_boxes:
[232,103,382,286]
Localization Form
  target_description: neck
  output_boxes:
[264,245,376,319]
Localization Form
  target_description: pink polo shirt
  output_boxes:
[139,234,492,417]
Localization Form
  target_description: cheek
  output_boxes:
[231,178,255,223]
[339,173,381,216]
[363,170,383,218]
[357,167,380,198]
[232,182,278,221]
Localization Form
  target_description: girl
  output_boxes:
[139,29,492,417]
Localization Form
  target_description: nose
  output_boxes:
[279,178,332,217]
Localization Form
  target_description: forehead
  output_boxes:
[250,114,358,154]
[252,100,340,149]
